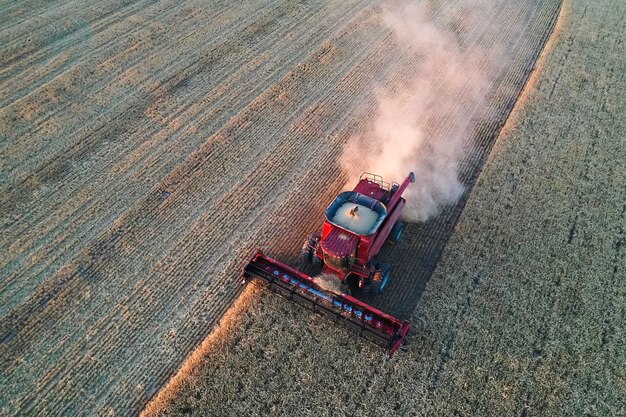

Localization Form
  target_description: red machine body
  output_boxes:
[243,172,415,355]
[311,172,415,294]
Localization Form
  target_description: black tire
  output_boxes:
[300,248,312,263]
[369,280,380,295]
[300,240,313,263]
[388,222,405,244]
[300,232,320,264]
[340,281,351,295]
[372,263,391,295]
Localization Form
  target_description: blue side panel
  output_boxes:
[308,288,334,303]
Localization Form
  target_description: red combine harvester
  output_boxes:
[243,172,415,356]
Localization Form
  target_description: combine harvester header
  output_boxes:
[243,172,415,356]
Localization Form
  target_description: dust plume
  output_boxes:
[341,0,509,221]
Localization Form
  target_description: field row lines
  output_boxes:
[0,0,375,315]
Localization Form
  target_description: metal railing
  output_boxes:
[360,172,390,191]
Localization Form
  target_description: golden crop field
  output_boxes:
[143,0,626,416]
[1,0,623,416]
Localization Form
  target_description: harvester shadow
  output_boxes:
[365,215,453,320]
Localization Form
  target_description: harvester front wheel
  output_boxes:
[388,222,405,244]
[370,263,391,295]
[312,253,322,267]
[300,248,312,263]
[300,232,321,264]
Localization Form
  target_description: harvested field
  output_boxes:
[143,0,626,416]
[1,0,621,416]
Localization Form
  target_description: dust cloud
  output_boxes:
[340,0,509,222]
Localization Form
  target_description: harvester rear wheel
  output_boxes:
[388,222,405,244]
